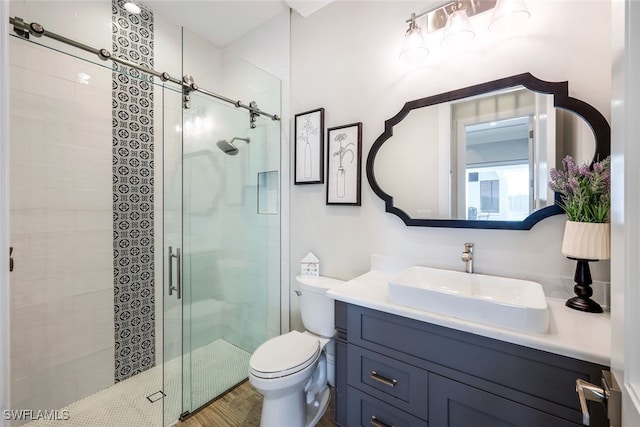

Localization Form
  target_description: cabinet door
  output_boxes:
[429,374,580,427]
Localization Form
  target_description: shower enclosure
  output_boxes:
[163,55,282,422]
[6,1,281,425]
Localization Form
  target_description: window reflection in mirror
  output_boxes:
[463,116,532,221]
[452,88,544,221]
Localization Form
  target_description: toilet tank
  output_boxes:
[297,276,345,337]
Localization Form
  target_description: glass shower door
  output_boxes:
[162,83,185,425]
[163,74,281,423]
[180,90,281,414]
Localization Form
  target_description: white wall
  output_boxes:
[289,0,612,330]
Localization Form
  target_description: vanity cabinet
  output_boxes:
[334,301,608,427]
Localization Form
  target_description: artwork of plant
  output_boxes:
[332,133,355,198]
[294,108,324,185]
[299,116,319,178]
[326,122,361,205]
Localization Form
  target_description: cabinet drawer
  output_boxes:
[348,386,428,427]
[348,344,428,421]
[429,373,581,427]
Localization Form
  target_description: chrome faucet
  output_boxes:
[461,243,474,273]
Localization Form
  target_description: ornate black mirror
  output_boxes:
[366,73,610,230]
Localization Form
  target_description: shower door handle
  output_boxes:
[168,246,182,299]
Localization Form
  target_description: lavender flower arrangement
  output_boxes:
[548,155,611,223]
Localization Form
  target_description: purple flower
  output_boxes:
[593,162,603,174]
[602,172,611,192]
[578,164,591,177]
[550,168,563,181]
[548,155,611,223]
[562,155,578,177]
[567,177,579,191]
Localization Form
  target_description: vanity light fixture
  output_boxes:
[488,0,531,33]
[123,2,142,14]
[441,2,475,49]
[400,0,530,62]
[399,13,429,63]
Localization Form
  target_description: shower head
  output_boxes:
[216,140,239,155]
[216,137,250,156]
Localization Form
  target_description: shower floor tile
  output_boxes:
[22,339,251,427]
[187,338,251,411]
[23,362,163,427]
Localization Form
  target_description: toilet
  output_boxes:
[249,275,344,427]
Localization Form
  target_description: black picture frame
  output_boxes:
[326,122,362,206]
[294,108,324,184]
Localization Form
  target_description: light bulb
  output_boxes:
[123,2,142,14]
[399,21,429,63]
[441,9,475,49]
[489,0,531,33]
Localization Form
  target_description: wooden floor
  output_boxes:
[179,380,335,427]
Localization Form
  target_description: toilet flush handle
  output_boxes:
[295,290,302,296]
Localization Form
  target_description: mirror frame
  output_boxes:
[366,73,611,230]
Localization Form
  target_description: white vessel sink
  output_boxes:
[387,266,549,334]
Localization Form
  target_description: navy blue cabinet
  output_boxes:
[430,374,582,427]
[334,301,608,427]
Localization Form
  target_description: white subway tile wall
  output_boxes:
[8,35,114,414]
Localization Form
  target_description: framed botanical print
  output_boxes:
[326,122,362,205]
[294,108,324,184]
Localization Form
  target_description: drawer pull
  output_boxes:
[370,371,398,388]
[370,415,394,427]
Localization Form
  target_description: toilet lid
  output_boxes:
[250,331,320,379]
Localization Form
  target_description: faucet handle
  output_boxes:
[462,243,474,273]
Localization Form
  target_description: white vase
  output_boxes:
[561,220,611,260]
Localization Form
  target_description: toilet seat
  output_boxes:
[250,331,320,379]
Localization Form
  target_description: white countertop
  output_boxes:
[327,270,611,366]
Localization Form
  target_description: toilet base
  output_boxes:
[251,332,335,427]
[257,386,331,427]
[259,388,306,427]
[305,387,330,427]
